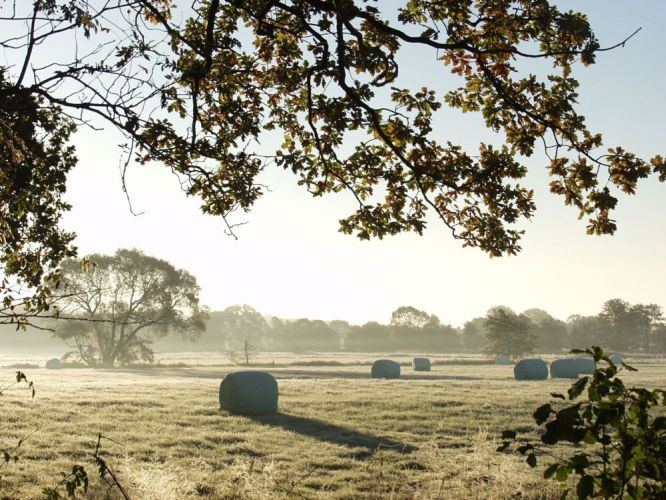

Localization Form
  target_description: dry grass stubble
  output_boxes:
[1,361,664,498]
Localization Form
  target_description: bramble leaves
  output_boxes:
[499,347,666,498]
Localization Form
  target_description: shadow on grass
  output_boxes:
[248,412,416,455]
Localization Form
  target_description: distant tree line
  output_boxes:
[208,299,666,355]
[26,251,665,367]
[466,299,665,355]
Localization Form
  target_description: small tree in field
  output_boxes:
[226,338,259,366]
[54,249,208,367]
[484,306,535,359]
[216,304,268,351]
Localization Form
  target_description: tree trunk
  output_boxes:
[100,350,116,368]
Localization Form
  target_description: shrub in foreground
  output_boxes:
[499,347,666,499]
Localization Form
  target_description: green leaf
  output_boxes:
[526,453,537,468]
[501,430,516,440]
[534,404,552,425]
[496,441,511,452]
[517,444,534,455]
[543,463,559,479]
[582,431,596,444]
[568,377,588,400]
[556,467,569,482]
[576,475,594,499]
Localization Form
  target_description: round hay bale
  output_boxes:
[513,359,548,381]
[609,353,623,365]
[550,358,581,379]
[219,371,278,415]
[574,358,596,374]
[495,355,512,365]
[371,359,400,379]
[412,357,431,371]
[45,358,61,369]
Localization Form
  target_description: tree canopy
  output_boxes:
[215,304,269,349]
[55,249,208,367]
[483,306,535,358]
[1,1,664,321]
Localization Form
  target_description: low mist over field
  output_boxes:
[3,298,666,364]
[2,0,665,498]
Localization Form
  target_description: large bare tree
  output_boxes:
[55,249,208,367]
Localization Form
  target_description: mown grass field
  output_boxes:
[1,356,665,499]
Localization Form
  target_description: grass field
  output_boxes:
[1,355,664,499]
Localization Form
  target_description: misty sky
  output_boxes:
[60,1,665,327]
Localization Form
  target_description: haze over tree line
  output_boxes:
[184,298,666,356]
[4,247,662,364]
[0,0,664,330]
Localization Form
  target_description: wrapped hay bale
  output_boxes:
[371,359,400,379]
[495,355,512,365]
[550,358,581,378]
[575,358,596,374]
[412,357,431,371]
[45,358,61,369]
[513,359,548,381]
[219,371,278,415]
[609,353,624,365]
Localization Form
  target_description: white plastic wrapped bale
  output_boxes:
[550,358,581,378]
[412,357,431,371]
[219,371,278,415]
[45,358,61,369]
[495,355,512,365]
[609,353,624,365]
[371,359,400,379]
[575,358,596,374]
[513,359,548,380]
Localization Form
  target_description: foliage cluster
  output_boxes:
[0,371,34,491]
[465,300,666,356]
[499,347,666,499]
[42,434,130,500]
[1,0,665,328]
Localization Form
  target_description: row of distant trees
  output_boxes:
[213,301,666,357]
[209,305,461,354]
[466,300,666,357]
[47,249,665,367]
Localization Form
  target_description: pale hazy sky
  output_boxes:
[60,1,665,327]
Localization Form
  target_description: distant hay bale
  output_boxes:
[371,359,400,379]
[513,359,548,381]
[219,371,278,415]
[550,358,581,379]
[412,357,431,371]
[575,358,596,374]
[45,358,61,369]
[495,355,512,365]
[609,353,624,365]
